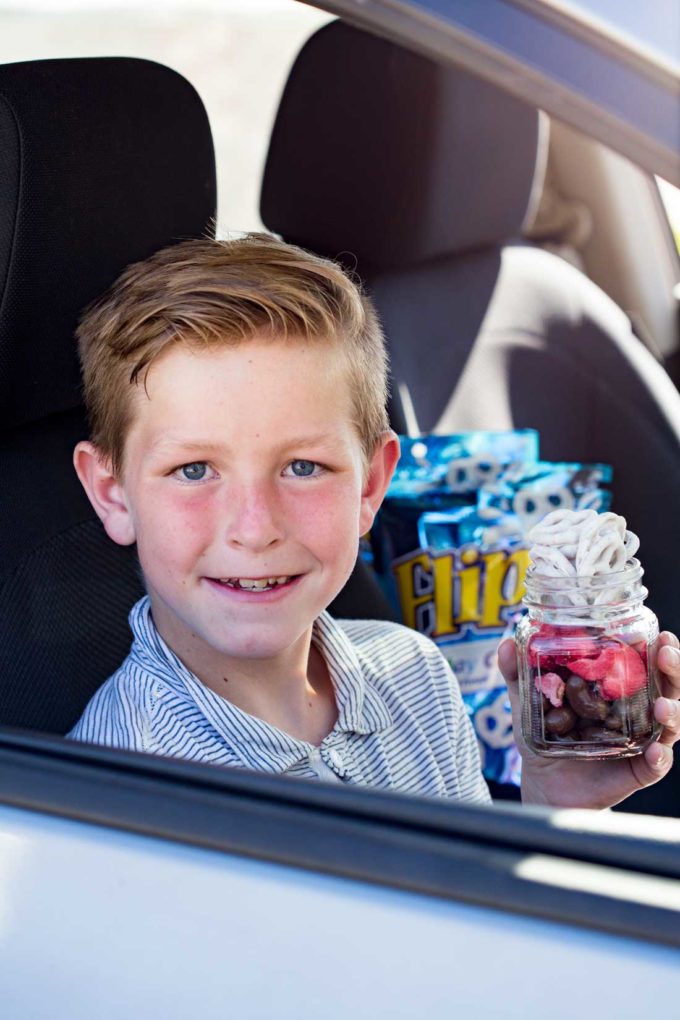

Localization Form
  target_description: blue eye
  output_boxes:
[180,462,208,481]
[290,460,316,477]
[547,493,563,507]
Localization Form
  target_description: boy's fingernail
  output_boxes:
[664,646,680,666]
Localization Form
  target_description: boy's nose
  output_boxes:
[224,482,284,552]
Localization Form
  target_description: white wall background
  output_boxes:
[0,1,333,233]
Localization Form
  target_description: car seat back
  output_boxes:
[0,57,216,732]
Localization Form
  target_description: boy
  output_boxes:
[69,233,680,809]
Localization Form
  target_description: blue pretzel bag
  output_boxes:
[388,431,539,500]
[369,436,612,788]
[475,461,613,542]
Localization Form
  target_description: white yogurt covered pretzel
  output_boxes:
[530,546,577,577]
[527,509,640,604]
[526,508,593,548]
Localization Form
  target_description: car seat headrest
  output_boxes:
[261,20,547,271]
[0,57,216,432]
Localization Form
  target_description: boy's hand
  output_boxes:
[497,632,680,809]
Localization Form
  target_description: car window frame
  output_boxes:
[312,0,679,185]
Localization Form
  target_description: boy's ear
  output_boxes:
[358,430,400,535]
[73,441,136,546]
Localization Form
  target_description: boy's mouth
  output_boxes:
[215,575,296,592]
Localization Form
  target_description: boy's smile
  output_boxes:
[77,336,398,703]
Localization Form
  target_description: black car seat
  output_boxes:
[0,57,217,734]
[260,21,680,817]
[0,54,393,738]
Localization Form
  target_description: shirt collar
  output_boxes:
[127,598,392,774]
[312,611,393,735]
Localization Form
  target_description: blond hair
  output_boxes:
[76,233,390,476]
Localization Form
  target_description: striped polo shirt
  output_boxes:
[68,597,491,804]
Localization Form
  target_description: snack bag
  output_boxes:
[368,430,539,581]
[476,461,613,545]
[388,431,539,500]
[378,504,527,786]
[370,437,612,788]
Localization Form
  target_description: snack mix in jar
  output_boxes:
[515,509,661,758]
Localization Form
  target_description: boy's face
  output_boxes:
[76,337,398,676]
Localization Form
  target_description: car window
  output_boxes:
[2,0,678,759]
[1,7,680,987]
[525,0,680,70]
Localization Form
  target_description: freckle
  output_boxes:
[223,676,229,684]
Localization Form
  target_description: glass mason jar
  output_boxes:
[515,559,661,758]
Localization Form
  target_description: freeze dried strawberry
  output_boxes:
[599,644,647,701]
[630,639,648,666]
[527,637,546,667]
[570,643,648,699]
[534,671,566,707]
[528,643,546,668]
[554,629,600,661]
[569,646,618,680]
[528,625,598,667]
[552,649,595,666]
[535,624,593,641]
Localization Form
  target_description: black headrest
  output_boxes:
[261,21,546,271]
[0,57,216,431]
